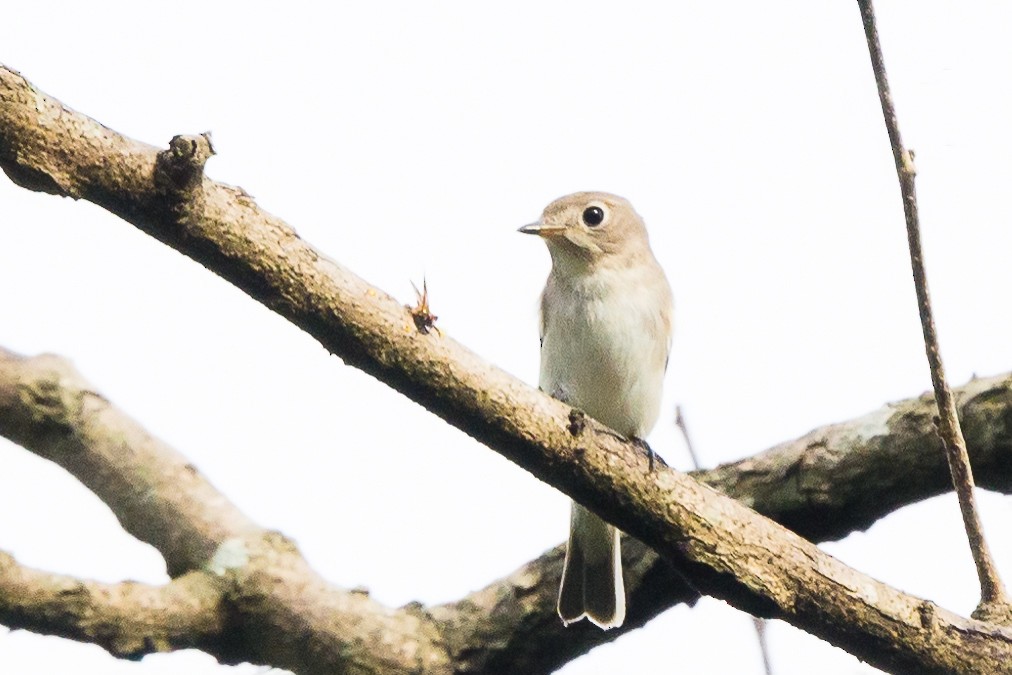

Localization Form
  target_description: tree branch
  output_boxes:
[2,346,1012,671]
[0,348,449,674]
[678,406,775,675]
[0,551,227,659]
[0,347,257,577]
[3,64,1012,672]
[856,0,1012,623]
[434,372,1012,672]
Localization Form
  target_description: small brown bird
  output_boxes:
[520,192,673,629]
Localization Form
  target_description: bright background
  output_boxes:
[2,2,1011,673]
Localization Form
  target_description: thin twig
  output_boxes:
[752,616,774,675]
[676,405,774,675]
[674,405,703,471]
[856,0,1012,623]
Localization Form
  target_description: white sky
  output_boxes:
[2,2,1011,673]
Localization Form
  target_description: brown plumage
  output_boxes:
[520,192,673,629]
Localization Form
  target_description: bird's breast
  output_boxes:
[538,267,670,438]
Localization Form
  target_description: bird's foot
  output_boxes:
[632,436,666,472]
[548,386,571,404]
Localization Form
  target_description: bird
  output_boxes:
[519,191,673,630]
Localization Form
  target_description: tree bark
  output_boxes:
[3,65,1012,673]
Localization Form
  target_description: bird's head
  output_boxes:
[518,192,652,275]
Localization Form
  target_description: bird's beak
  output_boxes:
[518,222,566,237]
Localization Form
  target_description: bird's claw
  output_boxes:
[632,436,664,472]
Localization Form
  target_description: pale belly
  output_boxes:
[539,290,667,439]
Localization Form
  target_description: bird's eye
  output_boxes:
[582,206,605,227]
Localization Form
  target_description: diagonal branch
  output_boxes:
[3,353,1012,672]
[435,372,1012,672]
[3,65,1012,672]
[856,0,1012,623]
[0,348,258,577]
[678,405,774,675]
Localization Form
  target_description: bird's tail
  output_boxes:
[557,501,625,629]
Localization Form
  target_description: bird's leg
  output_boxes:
[594,427,624,441]
[547,387,663,471]
[631,436,663,472]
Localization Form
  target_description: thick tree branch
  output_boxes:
[0,551,227,659]
[857,0,1012,623]
[679,406,775,675]
[2,349,1012,672]
[0,348,257,577]
[0,349,449,674]
[4,65,1012,672]
[434,373,1012,672]
[704,373,1012,542]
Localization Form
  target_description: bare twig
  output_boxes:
[676,405,774,675]
[856,0,1012,623]
[674,405,702,471]
[752,616,774,675]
